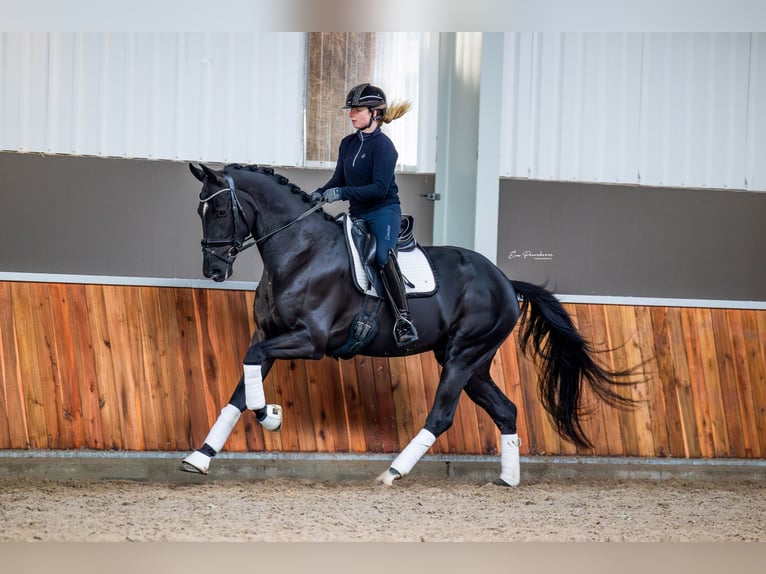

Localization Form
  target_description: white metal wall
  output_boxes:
[0,32,305,165]
[500,32,766,192]
[4,32,764,190]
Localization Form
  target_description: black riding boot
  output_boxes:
[379,251,418,347]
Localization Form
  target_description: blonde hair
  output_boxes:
[381,99,412,124]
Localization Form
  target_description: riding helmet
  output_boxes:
[342,83,387,111]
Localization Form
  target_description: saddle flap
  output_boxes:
[349,219,378,268]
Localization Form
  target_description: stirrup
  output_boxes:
[394,316,418,346]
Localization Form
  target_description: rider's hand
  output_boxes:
[322,187,343,203]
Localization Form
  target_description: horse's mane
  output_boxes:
[223,163,336,223]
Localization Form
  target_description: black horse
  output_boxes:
[182,162,635,486]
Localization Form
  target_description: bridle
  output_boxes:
[199,173,256,266]
[199,172,326,265]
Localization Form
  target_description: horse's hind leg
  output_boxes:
[464,370,522,486]
[376,357,523,487]
[377,347,487,485]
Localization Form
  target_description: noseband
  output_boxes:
[200,173,327,265]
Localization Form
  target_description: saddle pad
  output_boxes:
[343,214,437,298]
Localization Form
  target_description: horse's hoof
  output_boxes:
[376,468,402,486]
[258,404,282,431]
[181,451,210,475]
[492,477,519,487]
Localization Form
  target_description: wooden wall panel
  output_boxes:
[1,280,765,460]
[0,282,27,449]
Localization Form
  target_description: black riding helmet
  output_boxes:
[343,83,387,113]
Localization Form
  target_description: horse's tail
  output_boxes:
[510,280,637,448]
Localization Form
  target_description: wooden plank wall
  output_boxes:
[1,280,764,459]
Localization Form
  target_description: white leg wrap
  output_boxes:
[390,428,436,477]
[244,364,265,410]
[204,404,241,452]
[499,433,521,486]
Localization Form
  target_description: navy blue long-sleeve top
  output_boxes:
[319,127,401,218]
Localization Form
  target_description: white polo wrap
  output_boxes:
[500,433,521,486]
[244,364,265,410]
[204,403,242,452]
[390,428,436,476]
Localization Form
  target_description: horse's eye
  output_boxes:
[215,209,227,219]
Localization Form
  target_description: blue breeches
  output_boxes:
[357,205,400,265]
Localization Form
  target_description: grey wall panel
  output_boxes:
[7,151,762,302]
[498,179,766,301]
[0,153,434,282]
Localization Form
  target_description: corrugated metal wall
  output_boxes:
[501,32,766,192]
[0,32,305,165]
[3,32,764,189]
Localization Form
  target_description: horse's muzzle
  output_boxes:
[202,253,233,282]
[202,243,237,282]
[208,269,227,282]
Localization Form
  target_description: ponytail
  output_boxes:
[380,100,412,124]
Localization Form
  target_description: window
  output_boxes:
[305,32,438,172]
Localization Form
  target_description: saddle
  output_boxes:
[338,214,438,299]
[329,214,437,360]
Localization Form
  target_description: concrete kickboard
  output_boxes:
[0,451,764,483]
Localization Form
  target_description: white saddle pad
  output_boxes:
[342,214,437,298]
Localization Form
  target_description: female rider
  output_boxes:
[313,83,417,347]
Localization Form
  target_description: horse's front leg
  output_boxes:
[242,326,324,412]
[182,372,284,474]
[181,373,255,474]
[182,330,322,475]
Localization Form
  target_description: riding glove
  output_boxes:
[310,187,342,203]
[323,187,343,203]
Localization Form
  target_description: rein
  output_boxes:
[254,200,327,245]
[200,172,326,262]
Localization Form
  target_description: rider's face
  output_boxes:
[349,107,372,130]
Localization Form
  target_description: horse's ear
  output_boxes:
[189,163,206,182]
[200,163,221,182]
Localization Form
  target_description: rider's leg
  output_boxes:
[366,207,418,347]
[379,249,418,346]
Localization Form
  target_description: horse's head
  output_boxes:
[190,163,254,282]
